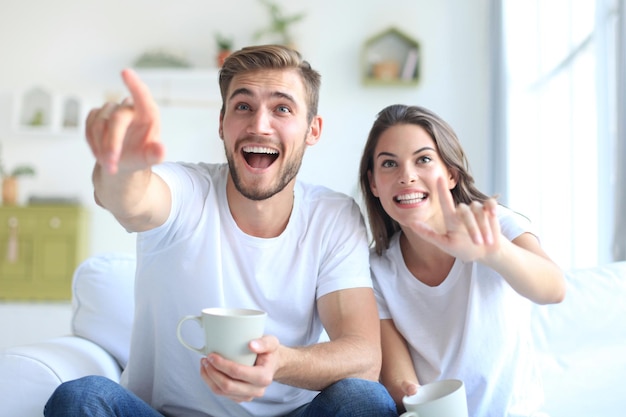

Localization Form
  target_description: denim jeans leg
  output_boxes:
[284,378,398,417]
[44,375,164,417]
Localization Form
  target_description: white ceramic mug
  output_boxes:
[176,307,266,366]
[400,379,468,417]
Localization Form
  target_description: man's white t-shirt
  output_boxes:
[371,206,545,417]
[120,162,372,417]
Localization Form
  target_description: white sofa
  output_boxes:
[1,252,625,417]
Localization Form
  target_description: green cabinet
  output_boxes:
[0,205,88,300]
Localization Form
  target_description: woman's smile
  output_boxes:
[394,191,428,205]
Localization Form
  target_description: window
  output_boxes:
[501,0,619,269]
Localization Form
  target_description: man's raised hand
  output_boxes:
[85,69,165,175]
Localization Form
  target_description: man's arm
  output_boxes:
[273,287,382,389]
[199,287,383,403]
[86,69,170,232]
[92,164,170,232]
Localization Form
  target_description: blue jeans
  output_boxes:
[283,378,398,417]
[44,376,397,417]
[44,376,164,417]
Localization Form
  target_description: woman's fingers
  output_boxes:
[456,203,483,244]
[458,200,498,246]
[436,176,457,230]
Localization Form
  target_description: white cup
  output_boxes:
[176,307,266,366]
[400,379,468,417]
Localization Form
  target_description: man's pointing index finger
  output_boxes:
[120,68,158,120]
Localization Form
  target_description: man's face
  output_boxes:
[219,69,321,201]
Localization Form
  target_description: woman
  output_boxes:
[359,104,565,416]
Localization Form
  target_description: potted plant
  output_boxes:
[0,144,36,205]
[253,0,306,49]
[215,32,233,67]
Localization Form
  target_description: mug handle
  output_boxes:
[176,315,204,354]
[400,412,419,417]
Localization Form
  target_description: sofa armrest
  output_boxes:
[0,336,122,417]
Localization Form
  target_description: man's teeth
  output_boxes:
[243,146,278,154]
[395,193,426,204]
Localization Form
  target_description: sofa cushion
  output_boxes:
[532,261,626,417]
[71,252,136,368]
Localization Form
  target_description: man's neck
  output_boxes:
[225,177,295,238]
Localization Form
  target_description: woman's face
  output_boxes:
[368,123,456,228]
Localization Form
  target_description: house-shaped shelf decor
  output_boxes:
[61,96,81,129]
[19,87,52,129]
[362,27,421,86]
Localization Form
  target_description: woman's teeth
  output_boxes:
[395,192,426,204]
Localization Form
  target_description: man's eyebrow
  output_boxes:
[228,88,297,105]
[229,87,253,101]
[272,91,297,104]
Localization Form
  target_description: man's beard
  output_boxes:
[225,136,306,201]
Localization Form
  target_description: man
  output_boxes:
[44,45,396,417]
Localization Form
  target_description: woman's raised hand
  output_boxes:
[410,177,501,262]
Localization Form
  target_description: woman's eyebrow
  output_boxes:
[375,151,396,159]
[375,146,435,159]
[414,146,436,154]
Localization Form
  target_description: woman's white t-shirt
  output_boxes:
[371,206,545,417]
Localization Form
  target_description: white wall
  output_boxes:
[0,0,490,256]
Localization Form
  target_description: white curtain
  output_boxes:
[488,0,508,202]
[613,0,626,261]
[495,0,621,269]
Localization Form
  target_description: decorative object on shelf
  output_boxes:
[0,142,36,206]
[19,87,51,128]
[62,96,81,128]
[253,0,306,49]
[372,60,400,81]
[13,87,84,135]
[134,48,191,68]
[362,27,421,86]
[1,167,36,206]
[215,32,234,67]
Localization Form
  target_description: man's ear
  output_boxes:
[305,115,323,146]
[218,111,224,139]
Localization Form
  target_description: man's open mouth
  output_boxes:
[242,145,279,169]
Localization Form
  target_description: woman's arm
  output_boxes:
[483,232,566,304]
[409,178,566,305]
[380,319,419,411]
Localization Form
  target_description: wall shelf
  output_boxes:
[132,68,221,108]
[362,27,421,87]
[12,87,85,136]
